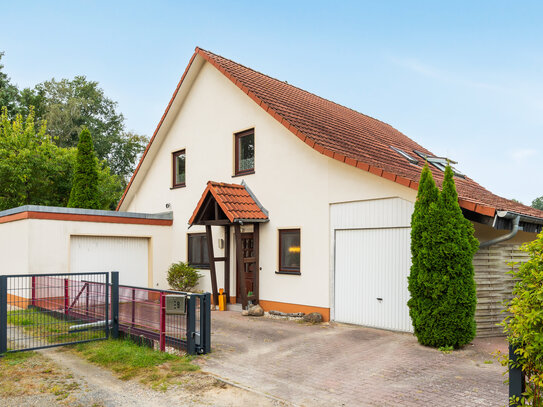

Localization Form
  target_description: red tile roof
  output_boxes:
[119,47,543,221]
[189,181,268,225]
[196,48,543,220]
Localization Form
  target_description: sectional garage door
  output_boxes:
[331,198,414,332]
[70,236,149,287]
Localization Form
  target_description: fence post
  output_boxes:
[0,276,7,354]
[131,289,135,328]
[204,293,211,354]
[64,278,69,315]
[31,276,36,307]
[111,272,119,339]
[509,344,525,406]
[186,295,196,355]
[105,273,109,339]
[159,293,166,352]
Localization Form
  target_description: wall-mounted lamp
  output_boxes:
[218,238,225,249]
[165,203,171,209]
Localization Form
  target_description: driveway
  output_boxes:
[197,311,508,406]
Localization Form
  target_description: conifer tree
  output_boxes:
[407,163,439,340]
[408,164,479,348]
[68,128,100,209]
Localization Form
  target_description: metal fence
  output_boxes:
[112,283,211,355]
[0,272,110,353]
[0,272,211,356]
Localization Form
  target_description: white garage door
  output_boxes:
[70,236,149,287]
[331,198,414,332]
[334,228,412,332]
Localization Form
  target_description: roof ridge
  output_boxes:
[196,47,405,136]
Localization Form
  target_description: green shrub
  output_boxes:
[166,261,201,292]
[408,164,479,348]
[502,235,543,406]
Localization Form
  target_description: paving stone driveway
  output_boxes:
[197,311,508,407]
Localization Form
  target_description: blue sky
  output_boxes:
[2,1,542,204]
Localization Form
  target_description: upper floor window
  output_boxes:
[172,149,186,188]
[235,129,254,176]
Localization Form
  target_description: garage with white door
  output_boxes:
[331,197,414,332]
[70,235,150,288]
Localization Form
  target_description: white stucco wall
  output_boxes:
[121,60,418,309]
[0,219,29,275]
[0,217,172,288]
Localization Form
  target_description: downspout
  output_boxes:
[479,214,520,248]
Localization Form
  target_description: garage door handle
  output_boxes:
[376,297,383,301]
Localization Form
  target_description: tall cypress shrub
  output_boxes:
[68,128,100,209]
[409,164,479,348]
[408,163,439,340]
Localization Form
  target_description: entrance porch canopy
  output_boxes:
[188,181,268,308]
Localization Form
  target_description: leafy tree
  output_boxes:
[68,128,101,209]
[0,52,20,118]
[501,235,543,406]
[532,196,543,211]
[408,164,479,348]
[0,107,73,209]
[21,76,147,183]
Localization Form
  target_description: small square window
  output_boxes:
[172,150,185,188]
[188,233,209,269]
[278,229,301,274]
[235,129,254,176]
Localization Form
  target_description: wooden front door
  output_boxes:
[236,232,257,303]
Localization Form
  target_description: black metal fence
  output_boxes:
[0,272,211,355]
[0,272,111,354]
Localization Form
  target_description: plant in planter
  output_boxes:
[166,262,201,292]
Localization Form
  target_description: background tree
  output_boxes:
[532,196,543,210]
[0,107,72,209]
[0,52,20,118]
[408,165,479,348]
[68,128,101,209]
[21,76,147,183]
[0,108,122,210]
[0,52,147,187]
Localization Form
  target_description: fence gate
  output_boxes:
[0,272,117,354]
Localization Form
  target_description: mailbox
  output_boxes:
[165,295,187,315]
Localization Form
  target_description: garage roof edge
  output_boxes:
[0,205,173,220]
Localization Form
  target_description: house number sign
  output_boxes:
[165,295,187,315]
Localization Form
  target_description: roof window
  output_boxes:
[390,146,419,165]
[413,150,465,178]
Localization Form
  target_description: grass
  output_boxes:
[72,338,200,390]
[7,308,105,344]
[0,351,80,402]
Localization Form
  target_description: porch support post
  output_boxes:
[205,225,219,307]
[234,223,248,308]
[254,223,259,304]
[224,225,230,303]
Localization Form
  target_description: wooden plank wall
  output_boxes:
[473,243,529,337]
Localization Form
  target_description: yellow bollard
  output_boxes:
[218,288,226,311]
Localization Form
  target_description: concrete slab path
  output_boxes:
[197,311,508,407]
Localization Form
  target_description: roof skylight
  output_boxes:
[413,150,465,178]
[390,146,419,165]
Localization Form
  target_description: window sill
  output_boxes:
[232,171,255,178]
[275,271,301,276]
[170,184,186,190]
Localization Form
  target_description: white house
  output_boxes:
[2,47,542,336]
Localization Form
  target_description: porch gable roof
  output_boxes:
[188,181,269,225]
